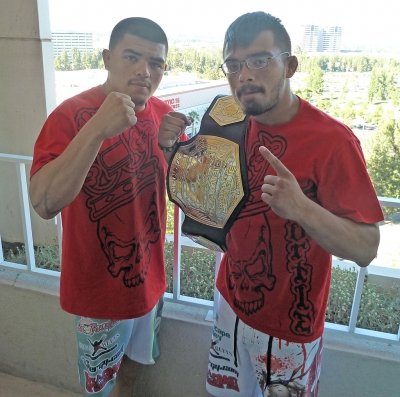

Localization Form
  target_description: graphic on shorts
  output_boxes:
[84,350,124,393]
[85,334,119,360]
[207,370,240,392]
[77,318,120,335]
[238,130,287,219]
[210,339,232,362]
[257,339,322,397]
[75,108,162,288]
[228,221,276,315]
[285,220,315,337]
[207,324,240,391]
[210,325,233,362]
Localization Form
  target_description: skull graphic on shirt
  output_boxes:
[80,114,162,288]
[228,222,276,315]
[98,194,161,287]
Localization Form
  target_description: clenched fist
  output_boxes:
[158,111,193,149]
[89,92,137,140]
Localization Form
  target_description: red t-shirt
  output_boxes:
[31,86,173,319]
[216,97,384,343]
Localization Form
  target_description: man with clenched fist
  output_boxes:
[29,17,181,397]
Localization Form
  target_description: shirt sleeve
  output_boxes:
[30,106,77,178]
[316,137,384,224]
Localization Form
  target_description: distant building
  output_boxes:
[52,32,93,59]
[322,26,342,52]
[299,25,342,53]
[300,25,323,52]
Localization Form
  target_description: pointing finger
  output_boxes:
[259,146,291,177]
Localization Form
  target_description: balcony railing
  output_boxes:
[1,152,399,343]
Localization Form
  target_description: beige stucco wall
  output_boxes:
[0,0,58,246]
[1,266,400,397]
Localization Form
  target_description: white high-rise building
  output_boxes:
[299,25,323,52]
[52,32,93,58]
[299,25,342,53]
[322,26,342,52]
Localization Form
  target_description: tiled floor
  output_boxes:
[0,372,81,397]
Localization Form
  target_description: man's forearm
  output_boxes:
[30,125,104,219]
[297,199,380,267]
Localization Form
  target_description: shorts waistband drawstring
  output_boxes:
[233,316,239,367]
[266,335,274,386]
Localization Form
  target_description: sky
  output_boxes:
[48,0,398,50]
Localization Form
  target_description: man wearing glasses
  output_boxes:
[158,11,383,396]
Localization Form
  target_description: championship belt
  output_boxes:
[166,95,249,252]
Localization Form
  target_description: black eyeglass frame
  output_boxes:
[220,51,290,75]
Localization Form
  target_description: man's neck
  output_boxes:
[253,91,300,126]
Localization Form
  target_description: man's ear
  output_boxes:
[102,49,111,71]
[164,63,168,72]
[286,55,298,78]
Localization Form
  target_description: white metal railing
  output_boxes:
[0,153,62,277]
[0,153,399,343]
[324,196,400,343]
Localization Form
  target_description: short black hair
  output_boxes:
[223,12,291,56]
[109,17,168,55]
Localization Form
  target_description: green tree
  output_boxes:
[365,117,400,215]
[332,104,342,119]
[187,110,201,136]
[357,102,369,121]
[90,52,99,69]
[342,100,356,125]
[293,44,302,55]
[306,66,324,96]
[98,58,104,69]
[294,88,312,102]
[371,104,384,125]
[188,110,200,124]
[59,50,71,71]
[368,67,395,102]
[81,52,92,69]
[71,48,83,70]
[54,56,62,71]
[166,200,175,235]
[328,55,340,72]
[166,46,224,80]
[340,78,350,101]
[390,87,399,107]
[318,56,329,72]
[88,49,104,69]
[357,56,371,72]
[316,98,331,113]
[368,68,379,102]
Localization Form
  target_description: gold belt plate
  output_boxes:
[169,136,244,228]
[209,95,246,126]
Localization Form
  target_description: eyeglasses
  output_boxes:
[220,52,290,75]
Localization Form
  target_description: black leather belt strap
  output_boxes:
[166,95,249,252]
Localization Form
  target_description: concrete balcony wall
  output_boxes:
[0,269,80,393]
[0,0,57,246]
[1,266,400,397]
